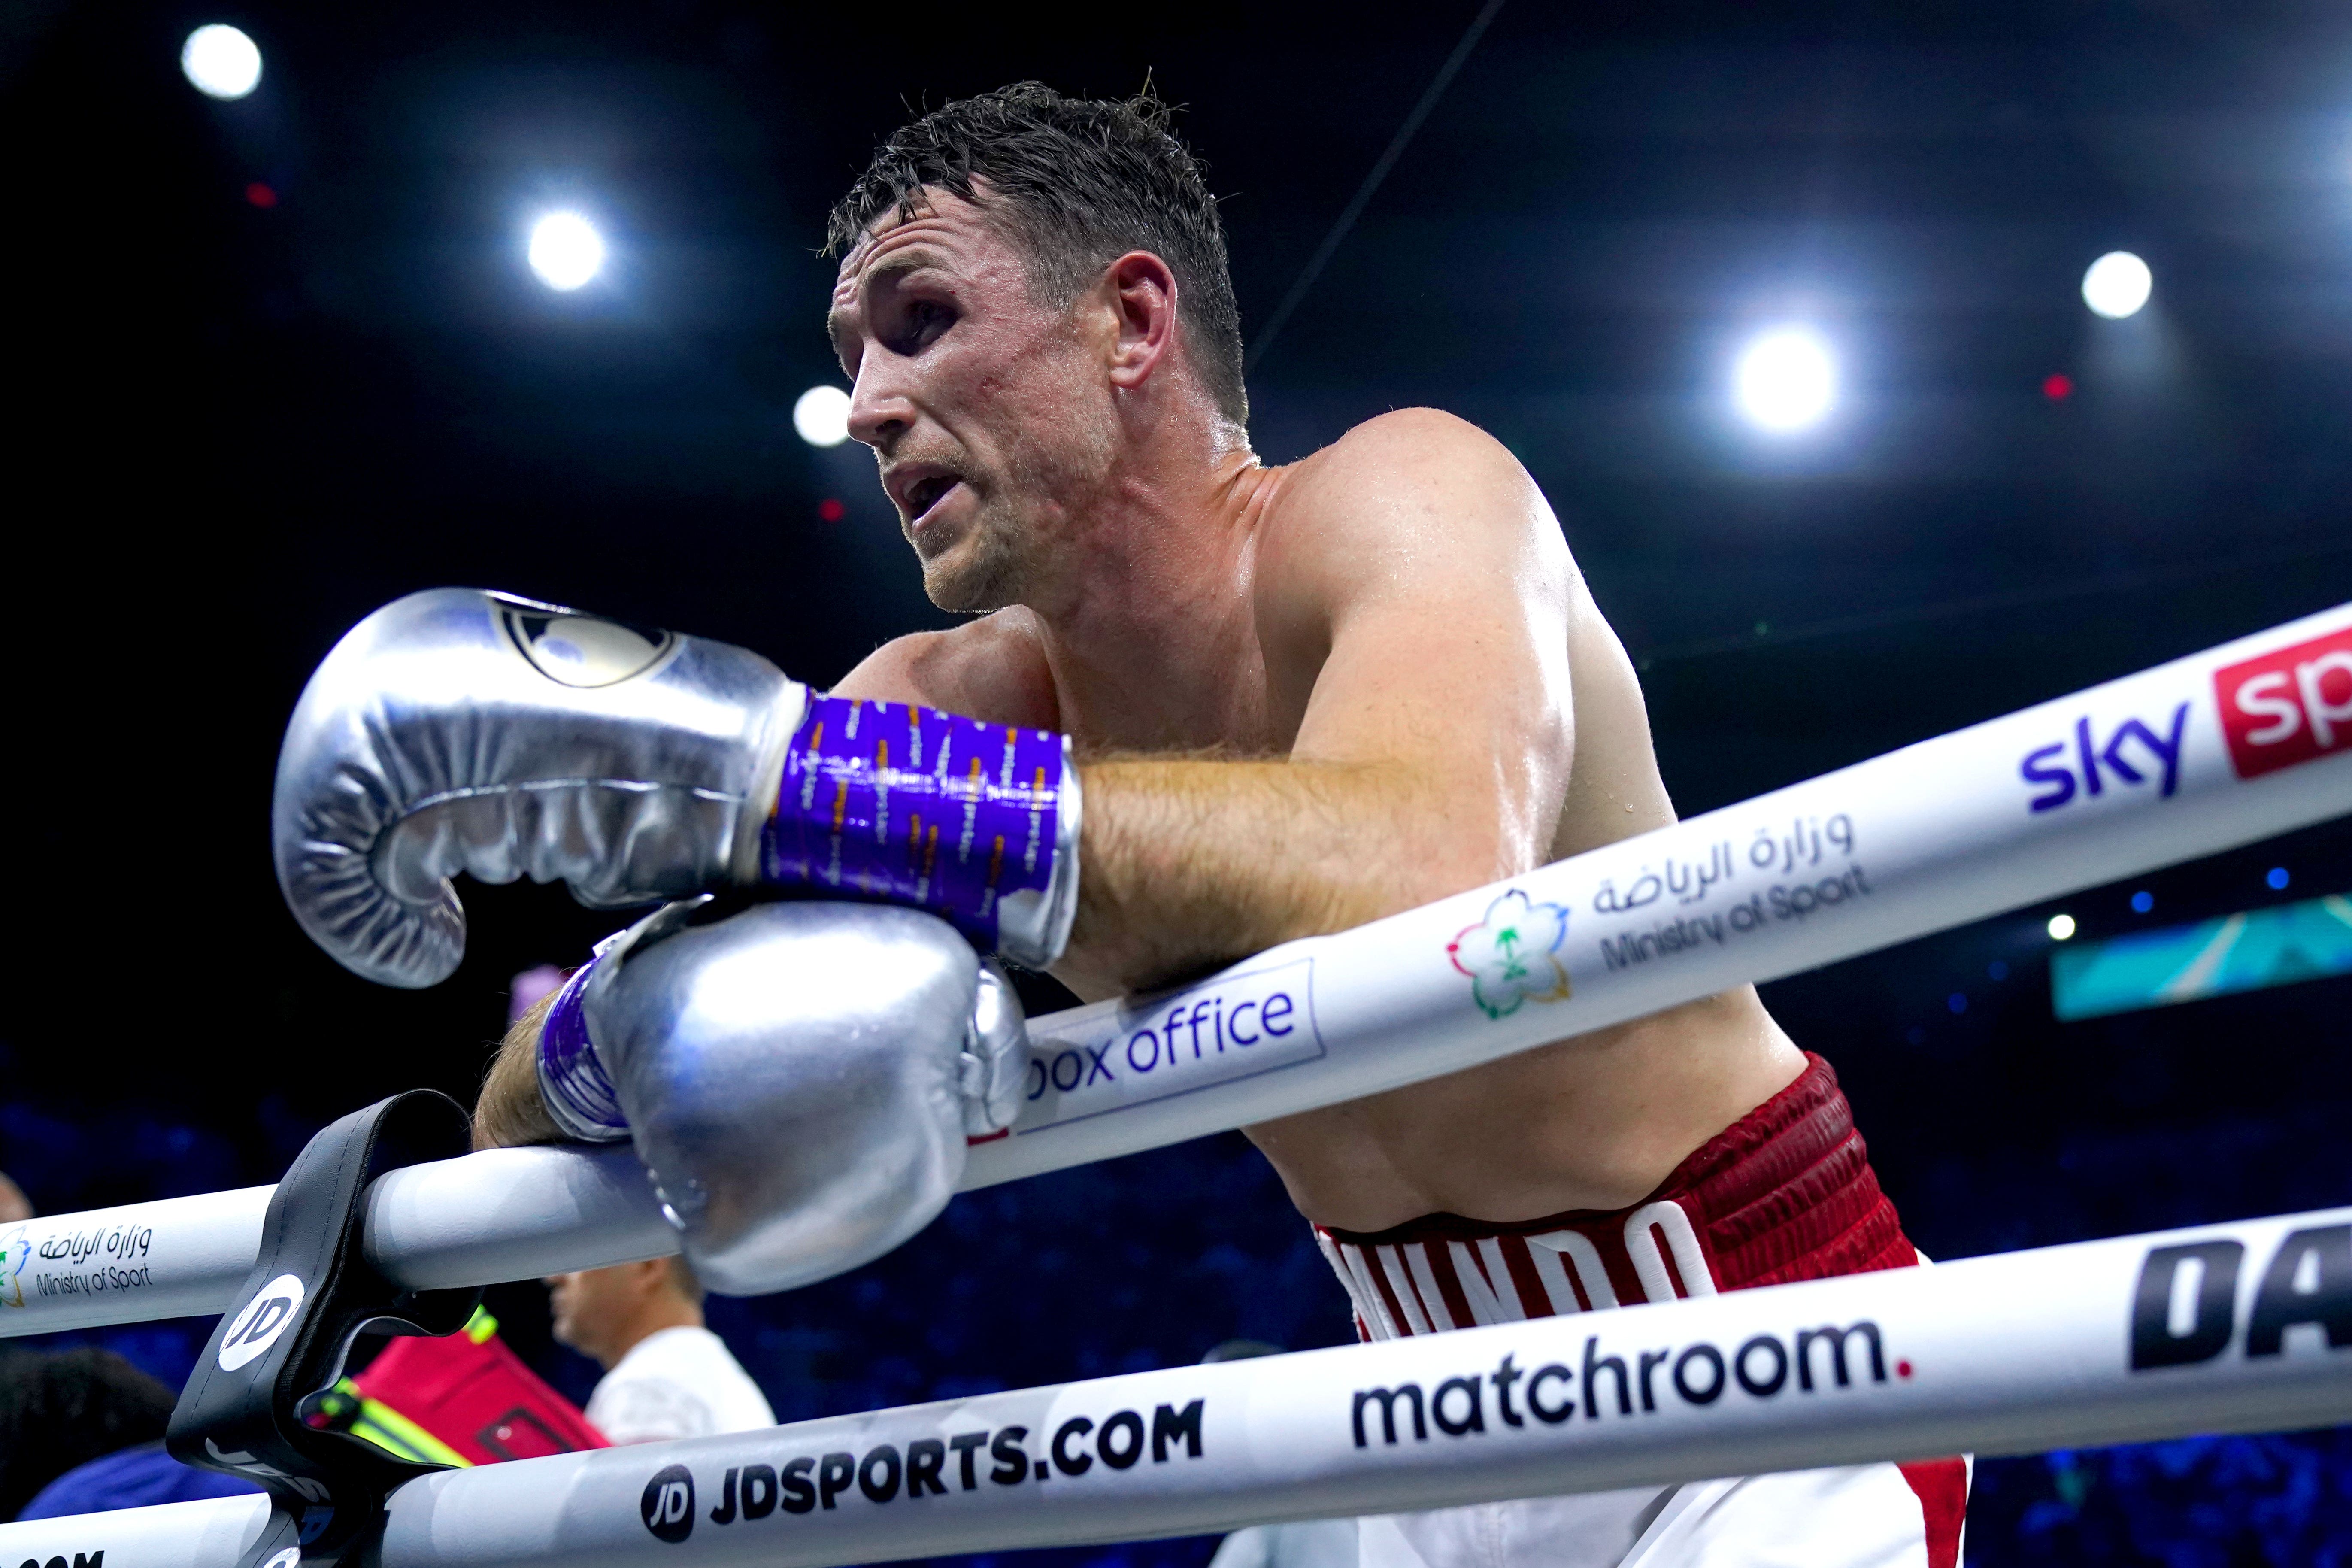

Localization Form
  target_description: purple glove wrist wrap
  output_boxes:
[537,956,628,1141]
[759,694,1070,959]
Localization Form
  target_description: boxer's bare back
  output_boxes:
[827,189,1804,1234]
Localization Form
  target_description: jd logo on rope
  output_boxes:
[643,1464,696,1543]
[1449,889,1572,1020]
[217,1273,305,1371]
[2130,1225,2352,1371]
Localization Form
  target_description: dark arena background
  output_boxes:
[4,1,2350,1562]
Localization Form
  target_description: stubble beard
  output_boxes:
[915,413,1111,616]
[918,498,1027,614]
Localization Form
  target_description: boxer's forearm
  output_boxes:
[1058,756,1520,997]
[473,997,569,1151]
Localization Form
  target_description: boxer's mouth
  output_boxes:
[906,474,959,523]
[888,465,967,530]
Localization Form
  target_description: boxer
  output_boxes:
[276,84,1962,1567]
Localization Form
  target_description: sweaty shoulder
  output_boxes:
[1255,408,1572,639]
[1264,408,1564,574]
[830,607,1060,730]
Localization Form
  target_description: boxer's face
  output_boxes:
[830,188,1114,612]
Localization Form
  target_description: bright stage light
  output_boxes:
[181,24,261,100]
[1734,328,1836,431]
[794,385,852,448]
[2048,913,2077,942]
[2082,252,2152,319]
[527,212,606,291]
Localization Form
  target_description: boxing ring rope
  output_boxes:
[6,602,2345,1341]
[3,1204,2348,1564]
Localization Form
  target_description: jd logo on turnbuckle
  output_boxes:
[167,1090,482,1567]
[218,1274,306,1371]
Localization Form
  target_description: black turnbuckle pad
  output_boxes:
[168,1090,483,1566]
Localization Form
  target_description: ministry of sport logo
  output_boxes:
[1449,889,1572,1020]
[0,1225,26,1309]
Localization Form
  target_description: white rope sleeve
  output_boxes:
[3,1204,2345,1566]
[970,599,2351,1184]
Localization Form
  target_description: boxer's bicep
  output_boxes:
[1282,411,1575,883]
[1305,595,1571,870]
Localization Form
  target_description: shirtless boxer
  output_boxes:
[302,83,1963,1568]
[804,85,1962,1568]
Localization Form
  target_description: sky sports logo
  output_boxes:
[2017,620,2351,813]
[639,1401,1207,1544]
[2213,624,2352,780]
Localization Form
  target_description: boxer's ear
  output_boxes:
[1103,250,1178,389]
[474,992,569,1151]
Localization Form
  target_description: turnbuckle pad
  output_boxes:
[167,1090,483,1566]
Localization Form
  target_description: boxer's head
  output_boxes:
[826,84,1247,612]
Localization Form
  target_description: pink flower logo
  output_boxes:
[1447,889,1572,1020]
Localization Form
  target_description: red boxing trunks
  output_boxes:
[1314,1054,1913,1336]
[1310,1054,1967,1568]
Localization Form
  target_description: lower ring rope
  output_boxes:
[3,1206,2346,1565]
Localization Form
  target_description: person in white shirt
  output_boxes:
[546,1256,775,1445]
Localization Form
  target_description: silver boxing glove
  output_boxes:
[540,898,1031,1295]
[273,588,1080,989]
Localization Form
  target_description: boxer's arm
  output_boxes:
[1064,410,1573,995]
[474,993,568,1150]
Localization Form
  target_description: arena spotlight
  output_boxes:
[180,24,261,100]
[2048,913,2078,941]
[794,385,852,448]
[527,212,606,291]
[2082,252,2152,319]
[1734,327,1836,432]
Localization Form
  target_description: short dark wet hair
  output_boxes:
[827,82,1248,425]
